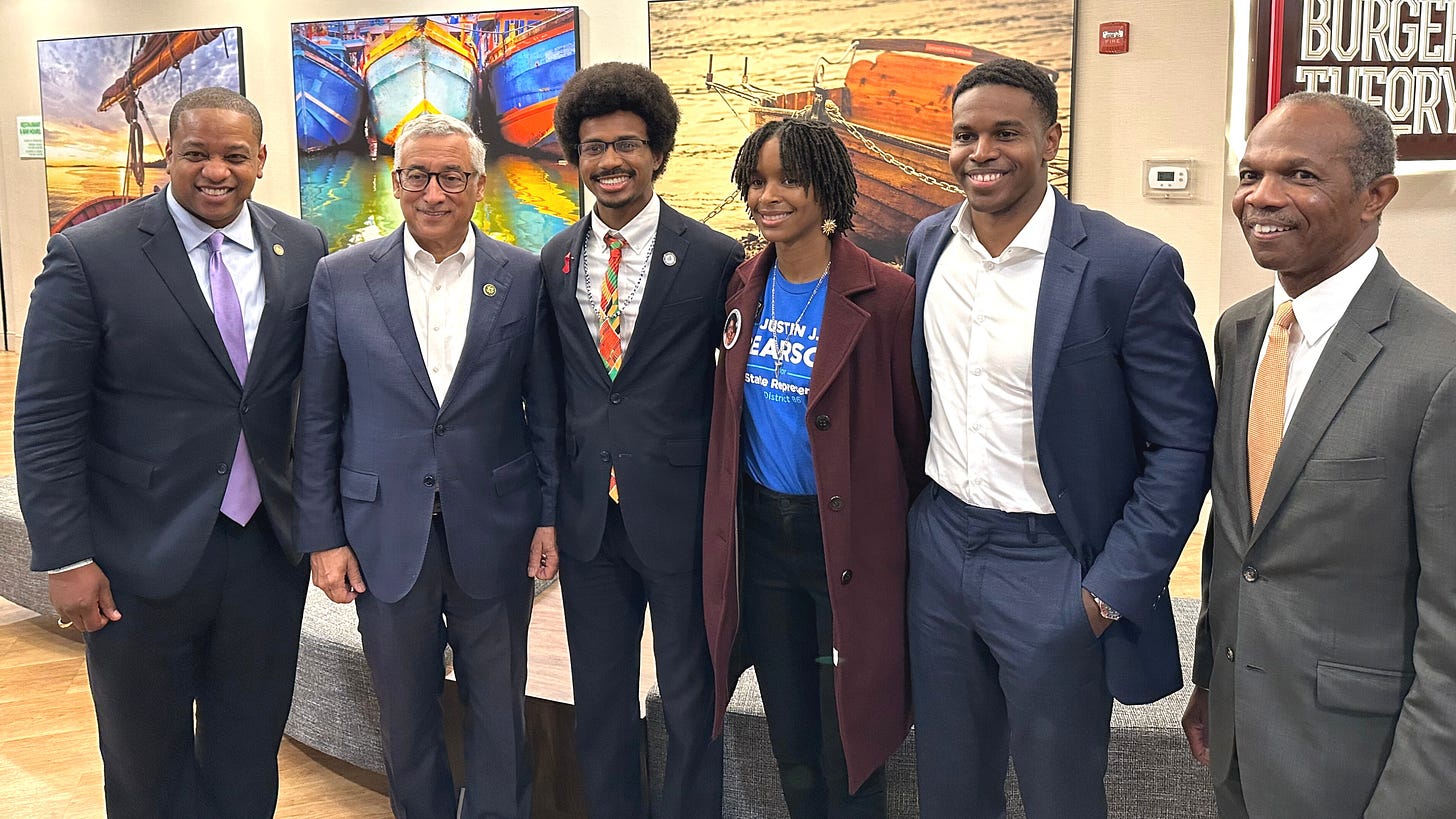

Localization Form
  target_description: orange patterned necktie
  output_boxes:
[599,233,626,501]
[1248,300,1296,523]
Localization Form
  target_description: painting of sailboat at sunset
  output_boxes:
[649,0,1073,263]
[37,28,243,234]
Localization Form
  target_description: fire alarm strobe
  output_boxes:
[1099,22,1130,55]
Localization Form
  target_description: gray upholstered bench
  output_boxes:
[0,475,55,617]
[646,598,1215,818]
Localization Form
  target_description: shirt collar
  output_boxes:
[402,226,476,276]
[1271,244,1378,349]
[166,185,255,253]
[950,184,1056,261]
[589,194,660,252]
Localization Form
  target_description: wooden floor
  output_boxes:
[0,348,1205,816]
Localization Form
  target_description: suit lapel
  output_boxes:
[619,204,689,380]
[364,229,437,406]
[807,237,872,409]
[1031,192,1089,436]
[910,208,957,424]
[553,219,612,389]
[721,251,770,424]
[1228,299,1271,552]
[139,193,240,387]
[439,228,512,413]
[245,203,286,392]
[1250,259,1396,545]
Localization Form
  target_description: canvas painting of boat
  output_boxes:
[36,28,243,234]
[649,0,1074,263]
[292,10,582,254]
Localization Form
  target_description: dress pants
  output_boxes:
[908,483,1112,819]
[559,501,721,819]
[84,513,309,819]
[739,478,887,819]
[354,512,534,819]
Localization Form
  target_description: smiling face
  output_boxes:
[1234,102,1396,297]
[165,108,266,228]
[948,83,1060,245]
[576,110,663,230]
[393,132,484,260]
[745,137,826,251]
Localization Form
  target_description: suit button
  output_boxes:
[840,570,853,585]
[423,475,436,487]
[216,463,227,474]
[241,403,250,414]
[600,451,611,463]
[435,424,447,436]
[609,393,623,405]
[814,414,830,430]
[828,496,843,511]
[1242,566,1259,582]
[1226,647,1235,662]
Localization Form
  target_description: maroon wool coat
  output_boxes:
[701,235,929,791]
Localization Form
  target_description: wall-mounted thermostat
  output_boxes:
[1143,159,1193,199]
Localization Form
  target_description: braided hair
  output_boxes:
[731,117,856,236]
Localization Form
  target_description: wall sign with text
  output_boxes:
[1252,0,1456,160]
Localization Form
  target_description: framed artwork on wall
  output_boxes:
[291,8,582,252]
[1250,0,1456,160]
[37,28,243,234]
[648,0,1075,262]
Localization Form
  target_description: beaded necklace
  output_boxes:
[581,228,655,325]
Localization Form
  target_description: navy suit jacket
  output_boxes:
[16,192,328,598]
[293,225,561,604]
[538,202,743,571]
[905,190,1215,704]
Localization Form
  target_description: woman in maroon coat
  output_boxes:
[701,117,928,816]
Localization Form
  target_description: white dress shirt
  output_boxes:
[167,186,264,356]
[924,185,1057,513]
[403,229,476,403]
[576,195,660,355]
[1258,244,1378,430]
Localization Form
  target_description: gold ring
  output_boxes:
[57,617,74,629]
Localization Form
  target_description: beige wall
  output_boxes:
[1,1,1452,349]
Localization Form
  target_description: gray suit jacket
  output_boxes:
[1194,253,1456,817]
[293,225,561,604]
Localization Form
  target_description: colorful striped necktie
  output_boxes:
[599,232,626,501]
[1248,300,1296,523]
[207,231,262,525]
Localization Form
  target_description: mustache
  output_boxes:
[1241,207,1297,229]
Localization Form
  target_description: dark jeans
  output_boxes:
[739,478,887,819]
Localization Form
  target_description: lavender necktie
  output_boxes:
[207,231,261,525]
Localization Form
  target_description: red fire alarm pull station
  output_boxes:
[1099,22,1130,55]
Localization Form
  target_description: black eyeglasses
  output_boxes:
[577,138,647,158]
[394,168,474,193]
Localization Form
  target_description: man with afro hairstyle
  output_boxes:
[538,61,744,818]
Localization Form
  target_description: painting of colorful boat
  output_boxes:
[711,38,1065,255]
[292,33,367,153]
[361,17,479,148]
[478,9,577,156]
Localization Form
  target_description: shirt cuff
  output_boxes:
[47,559,95,574]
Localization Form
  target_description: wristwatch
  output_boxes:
[1091,593,1122,622]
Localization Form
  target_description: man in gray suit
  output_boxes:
[294,114,560,817]
[1183,92,1456,817]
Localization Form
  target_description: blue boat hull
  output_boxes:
[489,29,574,152]
[293,36,366,153]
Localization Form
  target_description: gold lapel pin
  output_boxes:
[272,243,285,256]
[483,283,498,297]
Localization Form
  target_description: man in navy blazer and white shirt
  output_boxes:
[902,59,1216,818]
[294,114,560,817]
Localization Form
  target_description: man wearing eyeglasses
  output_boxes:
[294,113,561,817]
[538,63,744,818]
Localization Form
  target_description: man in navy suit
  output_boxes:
[903,59,1216,818]
[538,63,744,818]
[294,114,560,817]
[15,87,328,818]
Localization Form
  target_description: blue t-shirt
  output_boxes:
[743,265,826,495]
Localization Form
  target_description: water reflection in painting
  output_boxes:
[292,10,581,252]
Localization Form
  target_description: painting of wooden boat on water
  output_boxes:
[649,0,1073,262]
[37,28,243,234]
[290,10,581,254]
